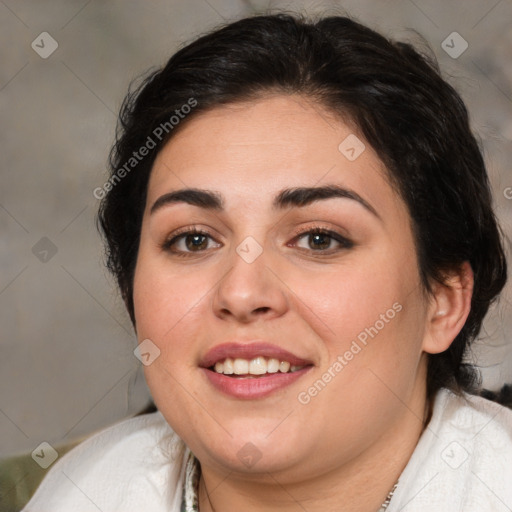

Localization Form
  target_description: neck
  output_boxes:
[198,370,433,512]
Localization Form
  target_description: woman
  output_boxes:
[23,12,511,512]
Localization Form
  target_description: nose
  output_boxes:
[211,240,289,324]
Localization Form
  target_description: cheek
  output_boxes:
[133,254,210,343]
[133,253,214,434]
[132,252,216,418]
[299,262,406,343]
[294,251,427,385]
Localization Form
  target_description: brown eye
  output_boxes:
[307,232,333,250]
[163,230,221,255]
[293,228,353,253]
[183,233,208,251]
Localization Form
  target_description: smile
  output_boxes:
[200,341,314,399]
[211,356,306,376]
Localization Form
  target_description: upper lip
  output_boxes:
[200,341,313,368]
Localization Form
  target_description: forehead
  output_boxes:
[146,94,400,217]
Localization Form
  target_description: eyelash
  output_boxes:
[162,224,354,257]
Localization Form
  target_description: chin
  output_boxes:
[207,424,309,471]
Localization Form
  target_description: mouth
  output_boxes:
[209,356,307,377]
[199,342,314,399]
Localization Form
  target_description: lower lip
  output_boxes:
[201,367,312,399]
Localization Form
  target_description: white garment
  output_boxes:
[22,388,512,512]
[388,388,512,511]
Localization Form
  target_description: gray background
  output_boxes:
[1,0,511,459]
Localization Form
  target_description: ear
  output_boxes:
[422,261,474,355]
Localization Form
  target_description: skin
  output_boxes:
[133,94,473,512]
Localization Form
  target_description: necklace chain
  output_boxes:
[379,482,399,511]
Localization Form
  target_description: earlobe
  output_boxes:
[422,261,474,355]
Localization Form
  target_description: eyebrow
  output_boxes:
[150,185,380,219]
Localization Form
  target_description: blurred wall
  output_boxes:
[1,0,511,458]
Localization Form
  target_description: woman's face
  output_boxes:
[133,94,433,480]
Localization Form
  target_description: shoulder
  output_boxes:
[389,388,512,512]
[22,411,188,512]
[438,387,512,439]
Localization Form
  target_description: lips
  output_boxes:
[199,341,314,399]
[199,342,313,368]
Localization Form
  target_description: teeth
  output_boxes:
[279,361,290,373]
[249,357,267,375]
[233,358,249,375]
[212,357,305,376]
[223,358,234,374]
[267,358,279,373]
